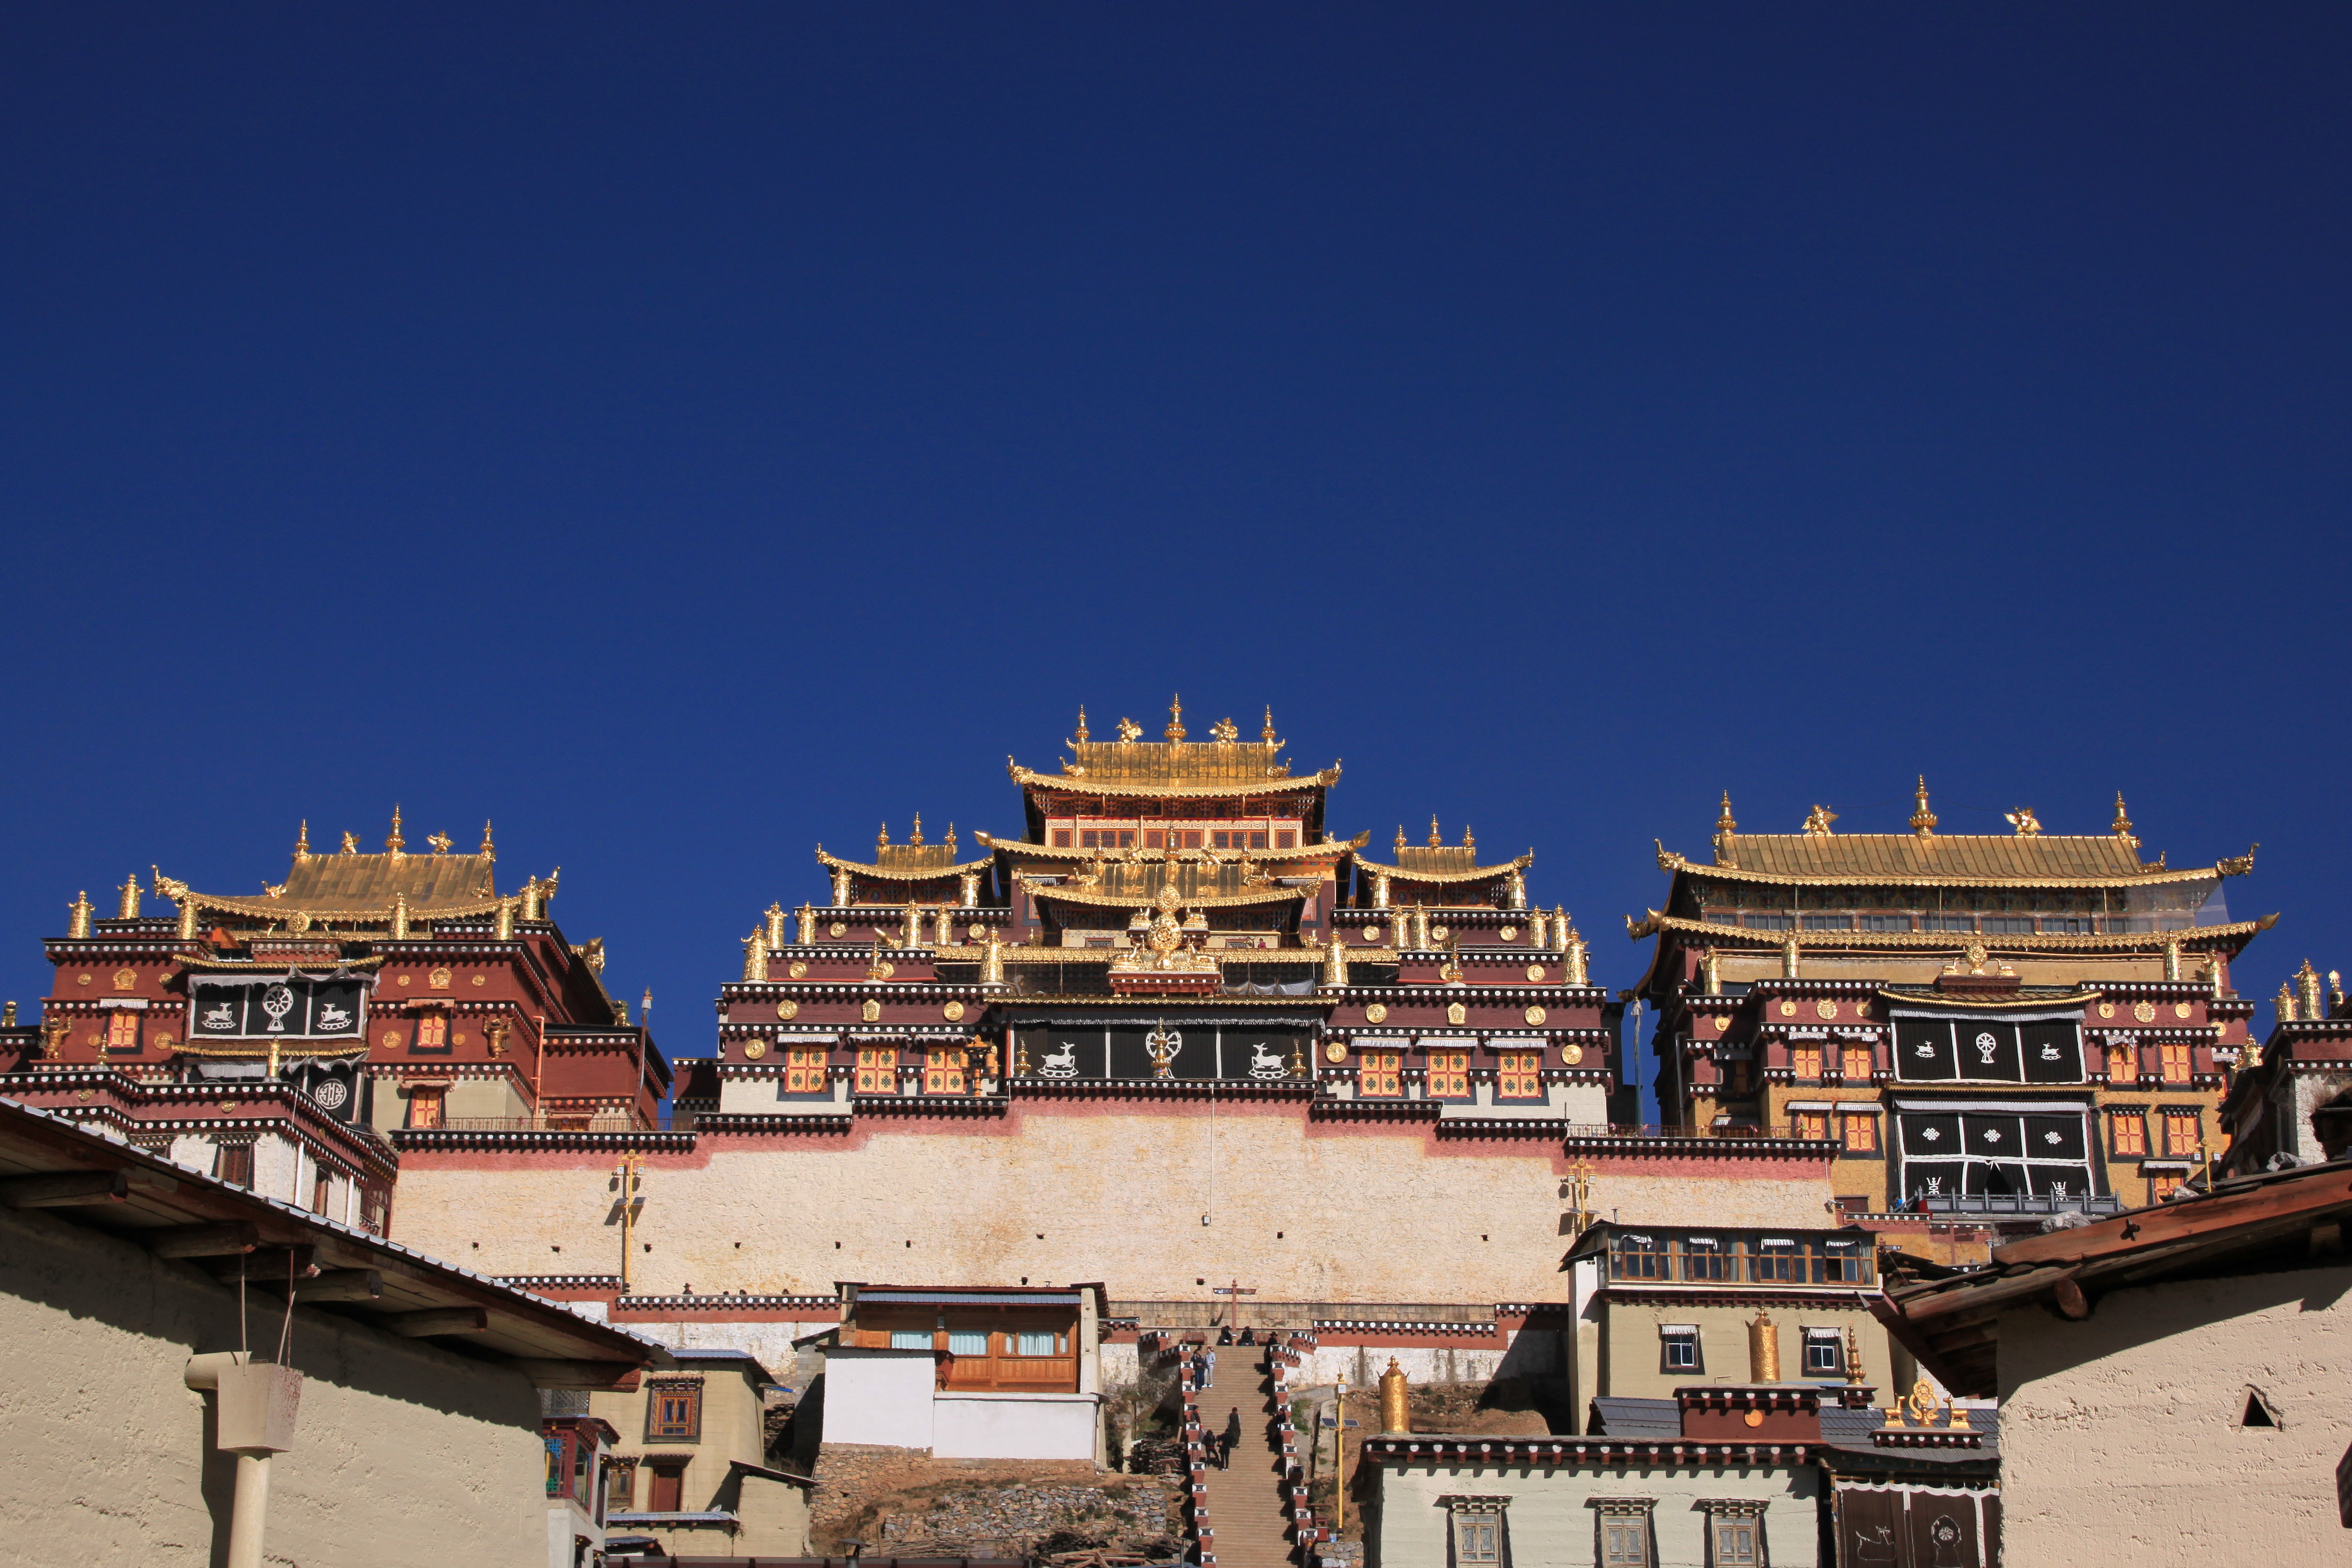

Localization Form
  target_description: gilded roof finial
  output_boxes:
[480,820,495,860]
[116,873,142,921]
[944,823,958,854]
[1909,776,1937,838]
[2112,791,2138,848]
[2298,960,2323,1022]
[1428,816,1443,848]
[2005,807,2042,837]
[1210,715,1239,743]
[1074,705,1090,743]
[910,814,925,847]
[1165,694,1186,742]
[294,820,312,862]
[1394,825,1407,854]
[340,831,358,854]
[1802,804,1837,836]
[2331,970,2345,1013]
[67,891,93,940]
[877,820,890,851]
[1462,825,1474,849]
[1713,792,1738,868]
[426,831,452,854]
[1263,706,1278,745]
[386,805,406,857]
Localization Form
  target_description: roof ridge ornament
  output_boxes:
[910,814,925,847]
[1165,694,1185,743]
[1428,816,1443,848]
[294,820,312,863]
[1073,705,1089,744]
[480,820,495,861]
[1713,792,1737,867]
[2005,807,2042,837]
[1802,804,1837,837]
[1263,706,1279,746]
[877,820,890,851]
[2111,791,2137,848]
[2217,843,2257,877]
[386,805,407,858]
[1909,777,1937,838]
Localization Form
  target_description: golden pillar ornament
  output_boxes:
[178,896,199,941]
[1527,908,1547,950]
[68,891,93,940]
[981,928,1006,987]
[494,896,516,941]
[1371,871,1391,910]
[1322,935,1349,989]
[1552,905,1570,955]
[1505,867,1527,910]
[391,891,410,940]
[935,906,958,949]
[742,932,768,983]
[960,870,980,909]
[765,902,788,951]
[1412,904,1430,952]
[903,900,923,949]
[796,903,816,945]
[1389,907,1410,950]
[117,873,142,921]
[1748,1309,1781,1382]
[831,867,852,908]
[1378,1358,1410,1434]
[1564,924,1589,987]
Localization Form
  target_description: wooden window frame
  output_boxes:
[414,1013,448,1052]
[1425,1047,1471,1101]
[1792,1046,1822,1081]
[855,1047,899,1096]
[213,1140,255,1187]
[645,1380,703,1442]
[784,1046,830,1096]
[406,1087,446,1129]
[1495,1050,1544,1101]
[2106,1042,2139,1082]
[924,1046,968,1095]
[1593,1498,1656,1568]
[1359,1048,1402,1098]
[1840,1112,1878,1153]
[105,1010,141,1054]
[644,1460,687,1514]
[2164,1110,2202,1158]
[1840,1045,1873,1081]
[1441,1497,1509,1567]
[2109,1110,2147,1158]
[1701,1501,1767,1567]
[2159,1042,2193,1083]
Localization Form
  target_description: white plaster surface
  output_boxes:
[932,1391,1103,1459]
[1372,1457,1820,1568]
[1998,1263,2352,1565]
[823,1349,943,1449]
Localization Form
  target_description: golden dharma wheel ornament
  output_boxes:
[861,998,882,1022]
[471,973,486,986]
[1526,964,1546,981]
[379,1029,401,1048]
[1325,1042,1348,1063]
[2174,1002,2193,1020]
[1431,926,1449,943]
[829,921,847,937]
[1500,925,1518,942]
[397,974,411,986]
[943,1001,966,1022]
[153,1033,174,1050]
[969,923,987,940]
[76,973,92,986]
[451,1031,467,1046]
[112,967,136,990]
[2133,1001,2156,1024]
[1778,999,1797,1017]
[2098,1001,2116,1019]
[788,960,808,978]
[1363,926,1381,942]
[776,999,799,1020]
[1816,999,1837,1021]
[1712,1014,1732,1031]
[1364,1003,1389,1023]
[1524,1006,1547,1026]
[429,966,452,990]
[1563,1041,1583,1064]
[742,1038,767,1060]
[1447,1002,1468,1026]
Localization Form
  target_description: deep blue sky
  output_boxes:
[4,6,2347,1088]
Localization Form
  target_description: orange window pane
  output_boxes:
[408,1088,445,1129]
[2107,1043,2138,1082]
[2165,1112,2202,1157]
[855,1047,898,1095]
[416,1014,447,1049]
[2160,1043,2192,1083]
[785,1047,829,1095]
[1496,1051,1543,1100]
[1842,1046,1874,1081]
[2110,1113,2147,1157]
[1793,1047,1821,1081]
[1426,1049,1470,1099]
[1360,1050,1402,1097]
[1841,1113,1878,1152]
[105,1011,139,1052]
[925,1047,968,1095]
[1792,1110,1828,1140]
[2151,1170,2185,1202]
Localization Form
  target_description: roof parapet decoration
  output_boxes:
[1024,878,1311,910]
[815,844,996,881]
[1653,837,2257,888]
[976,829,1365,861]
[1624,910,2277,950]
[1008,699,1340,797]
[1355,848,1534,885]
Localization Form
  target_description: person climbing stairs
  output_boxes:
[1192,1352,1299,1568]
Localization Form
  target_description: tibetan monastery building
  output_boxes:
[0,812,670,1231]
[1629,783,2269,1259]
[383,705,1844,1384]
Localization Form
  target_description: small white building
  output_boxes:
[818,1282,1106,1461]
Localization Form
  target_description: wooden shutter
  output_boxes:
[2107,1042,2138,1081]
[2165,1111,2201,1156]
[646,1463,684,1513]
[1841,1112,1877,1152]
[785,1047,829,1095]
[407,1089,445,1129]
[1426,1049,1470,1099]
[2110,1112,2146,1156]
[2160,1043,2192,1082]
[1793,1110,1828,1140]
[1496,1051,1542,1099]
[924,1047,967,1095]
[1794,1046,1821,1080]
[106,1011,139,1052]
[855,1047,898,1094]
[1359,1049,1401,1097]
[1842,1045,1873,1080]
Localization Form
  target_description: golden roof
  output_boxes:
[1624,909,2275,952]
[275,850,498,908]
[1008,757,1339,800]
[815,845,995,882]
[977,830,1366,861]
[1025,879,1311,910]
[1355,849,1533,884]
[1658,836,2254,889]
[1008,700,1335,797]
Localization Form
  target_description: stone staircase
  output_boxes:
[1192,1356,1299,1568]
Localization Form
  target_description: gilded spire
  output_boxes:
[1713,792,1738,868]
[386,805,406,857]
[2112,791,2138,848]
[877,820,890,851]
[68,890,93,939]
[1165,694,1186,742]
[480,820,495,860]
[1262,705,1278,745]
[945,823,958,854]
[294,820,312,862]
[1909,776,1938,838]
[1074,705,1090,744]
[910,813,925,847]
[1428,816,1442,848]
[1461,825,1475,850]
[116,873,142,921]
[1395,825,1407,854]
